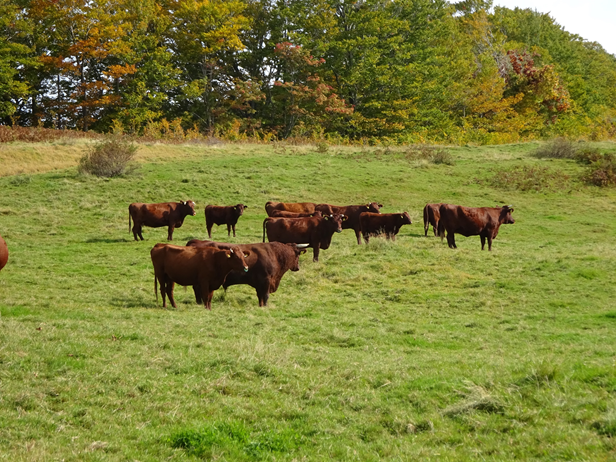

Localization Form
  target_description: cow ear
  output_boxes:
[379,203,383,208]
[244,205,248,208]
[181,201,186,205]
[342,214,348,221]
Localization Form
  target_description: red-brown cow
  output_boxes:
[438,204,515,251]
[265,201,316,216]
[359,212,412,243]
[204,204,247,238]
[268,210,323,218]
[0,233,8,272]
[262,214,345,262]
[423,203,443,237]
[150,243,250,309]
[129,201,196,241]
[187,240,308,306]
[315,202,383,244]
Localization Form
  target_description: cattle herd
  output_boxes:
[112,200,515,310]
[0,201,515,308]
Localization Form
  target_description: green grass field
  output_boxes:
[1,141,616,461]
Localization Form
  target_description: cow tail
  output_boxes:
[262,219,267,243]
[423,206,429,235]
[129,210,131,233]
[437,218,445,241]
[154,275,158,304]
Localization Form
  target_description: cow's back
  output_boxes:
[266,201,316,215]
[0,234,8,272]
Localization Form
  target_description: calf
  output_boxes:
[263,214,345,262]
[150,243,250,310]
[316,202,383,244]
[0,233,8,272]
[265,201,316,216]
[187,240,308,306]
[423,203,443,237]
[438,204,515,251]
[129,201,196,241]
[360,212,412,243]
[204,204,247,238]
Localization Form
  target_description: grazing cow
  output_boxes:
[438,204,515,251]
[359,212,412,243]
[263,214,346,262]
[187,240,308,306]
[315,202,383,244]
[423,203,443,237]
[268,210,323,218]
[0,234,8,272]
[129,201,196,241]
[204,204,247,238]
[150,243,250,309]
[265,201,316,216]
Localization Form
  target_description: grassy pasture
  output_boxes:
[0,141,616,461]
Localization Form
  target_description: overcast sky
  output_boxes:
[492,0,616,56]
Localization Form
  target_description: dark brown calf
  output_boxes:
[360,212,412,243]
[204,204,247,238]
[263,214,345,262]
[423,203,443,237]
[129,201,196,241]
[0,233,8,272]
[438,204,515,251]
[316,202,383,244]
[187,240,307,306]
[150,243,249,310]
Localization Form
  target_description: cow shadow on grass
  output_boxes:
[85,237,132,244]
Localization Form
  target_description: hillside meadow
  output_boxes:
[0,141,616,461]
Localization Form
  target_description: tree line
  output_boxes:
[1,0,615,144]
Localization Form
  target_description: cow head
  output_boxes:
[323,214,345,233]
[367,202,382,213]
[315,203,334,215]
[234,204,247,216]
[400,212,412,225]
[500,205,515,224]
[288,243,309,271]
[180,200,197,216]
[226,247,250,272]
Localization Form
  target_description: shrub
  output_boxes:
[405,145,454,165]
[532,137,577,159]
[315,141,329,153]
[583,153,616,187]
[78,138,137,177]
[477,165,571,192]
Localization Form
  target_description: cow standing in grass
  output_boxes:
[316,202,383,244]
[0,233,8,272]
[438,204,515,250]
[359,212,412,243]
[204,204,247,238]
[423,203,443,237]
[129,201,196,241]
[263,214,345,262]
[150,243,250,310]
[187,240,308,306]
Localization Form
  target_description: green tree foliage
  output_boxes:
[1,0,615,142]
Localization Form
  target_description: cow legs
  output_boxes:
[167,225,175,241]
[199,283,213,310]
[133,224,143,241]
[313,244,320,262]
[257,290,269,307]
[433,224,438,237]
[193,285,203,304]
[354,229,362,245]
[232,224,236,237]
[487,235,493,251]
[165,280,177,308]
[481,235,486,250]
[207,224,213,239]
[446,232,456,249]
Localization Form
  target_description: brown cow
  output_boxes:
[268,210,323,218]
[265,201,316,216]
[187,240,308,306]
[0,233,8,272]
[359,212,412,243]
[204,204,247,238]
[150,243,250,309]
[263,214,345,262]
[423,203,443,237]
[438,204,515,251]
[315,202,383,244]
[129,201,196,241]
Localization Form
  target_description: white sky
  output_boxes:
[492,0,616,56]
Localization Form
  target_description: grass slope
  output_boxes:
[0,142,615,461]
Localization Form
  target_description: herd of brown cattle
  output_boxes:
[118,199,514,310]
[0,201,515,309]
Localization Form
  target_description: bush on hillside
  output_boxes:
[405,145,454,165]
[533,137,577,159]
[583,153,616,187]
[78,138,137,177]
